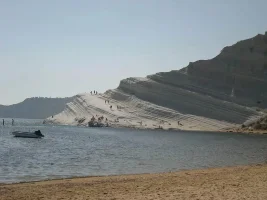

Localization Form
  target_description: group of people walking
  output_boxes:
[105,100,114,110]
[105,100,122,111]
[2,119,14,126]
[90,90,98,95]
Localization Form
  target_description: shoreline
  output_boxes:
[1,164,267,200]
[1,163,265,185]
[222,127,267,135]
[47,122,267,135]
[1,162,266,185]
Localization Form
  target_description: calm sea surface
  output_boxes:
[0,118,267,183]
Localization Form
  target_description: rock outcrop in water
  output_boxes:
[44,32,267,131]
[0,97,74,119]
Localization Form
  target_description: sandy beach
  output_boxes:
[1,164,267,200]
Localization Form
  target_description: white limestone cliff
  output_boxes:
[44,32,267,131]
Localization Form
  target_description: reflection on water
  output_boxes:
[0,118,267,183]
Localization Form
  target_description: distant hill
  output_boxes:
[0,97,74,119]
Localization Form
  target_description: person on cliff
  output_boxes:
[12,119,14,126]
[2,119,4,126]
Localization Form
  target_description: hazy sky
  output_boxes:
[0,0,266,105]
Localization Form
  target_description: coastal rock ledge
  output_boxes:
[44,32,267,131]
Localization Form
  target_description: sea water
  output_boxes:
[0,118,267,183]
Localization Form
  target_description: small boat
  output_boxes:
[12,130,44,138]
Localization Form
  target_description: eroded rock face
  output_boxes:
[45,32,267,130]
[119,33,267,109]
[117,77,258,124]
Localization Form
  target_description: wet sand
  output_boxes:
[1,164,267,200]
